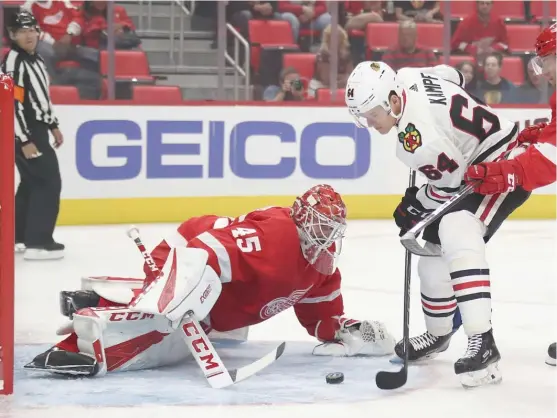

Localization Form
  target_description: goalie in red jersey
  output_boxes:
[465,24,556,367]
[25,185,395,377]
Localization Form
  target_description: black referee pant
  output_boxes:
[15,122,61,247]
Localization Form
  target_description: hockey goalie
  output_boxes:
[25,184,395,378]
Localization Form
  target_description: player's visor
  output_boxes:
[349,105,389,129]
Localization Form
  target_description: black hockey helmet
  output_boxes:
[8,10,40,33]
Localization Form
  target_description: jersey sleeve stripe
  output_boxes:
[196,232,232,283]
[298,289,341,304]
[471,125,517,164]
[533,142,557,165]
[164,229,188,248]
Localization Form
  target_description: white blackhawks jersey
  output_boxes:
[394,66,518,210]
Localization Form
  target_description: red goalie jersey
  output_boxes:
[144,205,346,341]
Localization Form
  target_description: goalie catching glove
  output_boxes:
[313,318,395,356]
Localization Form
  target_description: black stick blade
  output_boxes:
[375,368,407,390]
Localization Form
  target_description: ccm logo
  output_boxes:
[200,284,212,304]
[109,312,155,321]
[182,321,221,372]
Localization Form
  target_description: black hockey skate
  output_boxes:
[546,342,556,366]
[24,347,99,377]
[394,330,454,362]
[454,329,502,388]
[59,290,100,319]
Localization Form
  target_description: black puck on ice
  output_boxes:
[326,372,344,384]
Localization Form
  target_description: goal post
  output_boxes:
[0,73,15,395]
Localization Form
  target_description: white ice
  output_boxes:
[1,220,556,418]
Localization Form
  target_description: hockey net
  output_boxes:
[0,74,15,395]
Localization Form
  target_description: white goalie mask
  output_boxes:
[345,61,404,128]
[291,185,347,275]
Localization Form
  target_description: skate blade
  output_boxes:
[459,362,502,388]
[24,249,64,260]
[24,361,95,376]
[545,356,556,366]
[390,351,442,364]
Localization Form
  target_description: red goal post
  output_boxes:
[0,73,15,395]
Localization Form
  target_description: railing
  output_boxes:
[225,24,251,101]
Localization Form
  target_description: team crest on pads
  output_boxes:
[398,123,422,153]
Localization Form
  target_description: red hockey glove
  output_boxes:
[517,123,547,144]
[465,161,524,195]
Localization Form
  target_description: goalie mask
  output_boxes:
[291,184,347,275]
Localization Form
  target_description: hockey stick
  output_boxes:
[126,226,286,388]
[376,169,416,390]
[399,182,477,257]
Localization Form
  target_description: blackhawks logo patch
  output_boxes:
[398,123,422,153]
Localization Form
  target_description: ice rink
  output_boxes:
[1,220,556,418]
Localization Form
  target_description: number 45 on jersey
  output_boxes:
[232,228,262,253]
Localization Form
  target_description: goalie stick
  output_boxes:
[376,169,416,390]
[399,182,476,257]
[126,226,286,389]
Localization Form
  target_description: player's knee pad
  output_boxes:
[71,307,189,375]
[438,211,487,266]
[417,247,455,337]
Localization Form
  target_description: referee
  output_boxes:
[1,10,65,260]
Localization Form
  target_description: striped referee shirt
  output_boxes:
[1,43,59,144]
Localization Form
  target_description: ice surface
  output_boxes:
[1,220,556,418]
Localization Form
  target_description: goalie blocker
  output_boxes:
[25,185,395,378]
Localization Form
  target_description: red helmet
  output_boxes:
[291,184,347,275]
[535,23,556,57]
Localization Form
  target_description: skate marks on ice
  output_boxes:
[6,341,427,409]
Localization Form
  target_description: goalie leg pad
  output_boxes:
[418,246,456,337]
[439,211,492,337]
[72,307,189,373]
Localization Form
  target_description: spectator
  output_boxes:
[455,60,478,93]
[21,0,101,100]
[20,0,84,77]
[309,24,353,97]
[450,0,509,64]
[395,1,442,22]
[279,1,331,43]
[474,52,517,105]
[263,66,307,101]
[516,58,551,104]
[82,1,140,50]
[345,1,384,31]
[382,20,438,71]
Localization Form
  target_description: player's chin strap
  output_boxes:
[126,226,286,388]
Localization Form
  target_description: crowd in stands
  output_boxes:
[1,1,555,105]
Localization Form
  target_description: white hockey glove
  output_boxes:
[312,319,395,357]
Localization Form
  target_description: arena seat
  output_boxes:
[282,53,316,83]
[365,22,398,51]
[530,1,557,21]
[49,86,80,103]
[100,50,154,82]
[448,55,476,68]
[439,1,474,20]
[500,56,525,84]
[248,20,299,73]
[507,24,542,54]
[132,85,183,104]
[316,88,345,103]
[416,23,444,51]
[491,1,525,21]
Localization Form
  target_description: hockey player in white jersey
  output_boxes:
[345,62,530,388]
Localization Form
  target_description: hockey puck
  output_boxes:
[326,372,344,384]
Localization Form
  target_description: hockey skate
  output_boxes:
[59,290,101,319]
[454,329,502,388]
[24,347,99,376]
[546,342,556,366]
[393,330,454,363]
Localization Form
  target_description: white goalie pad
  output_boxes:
[130,247,222,323]
[69,306,249,374]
